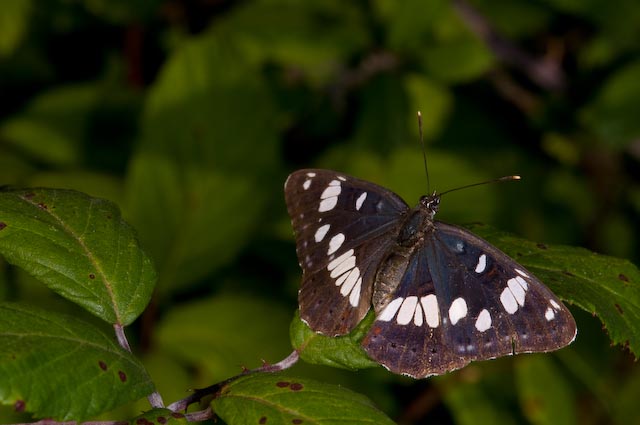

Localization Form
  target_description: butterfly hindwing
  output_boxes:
[284,169,409,336]
[362,221,577,378]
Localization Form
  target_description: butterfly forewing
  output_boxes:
[284,169,408,335]
[362,221,576,378]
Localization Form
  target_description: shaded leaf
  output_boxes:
[156,294,291,381]
[438,366,520,425]
[126,31,280,294]
[0,0,31,57]
[211,373,394,425]
[580,59,640,148]
[0,84,100,166]
[0,303,154,421]
[470,224,640,358]
[0,188,156,325]
[515,355,576,425]
[215,0,369,83]
[290,310,377,371]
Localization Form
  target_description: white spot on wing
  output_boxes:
[414,302,424,326]
[355,192,367,211]
[329,254,355,278]
[327,249,354,271]
[397,296,418,325]
[319,197,338,212]
[507,278,526,306]
[303,179,311,190]
[449,297,468,325]
[340,268,360,296]
[329,179,341,186]
[314,224,330,242]
[515,268,529,278]
[421,294,440,328]
[379,298,404,322]
[515,276,528,290]
[550,299,561,310]
[475,309,492,332]
[327,233,345,255]
[500,287,518,314]
[321,185,341,199]
[306,172,316,177]
[545,307,555,321]
[349,278,361,307]
[337,176,346,181]
[475,254,487,273]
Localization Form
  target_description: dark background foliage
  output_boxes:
[1,0,639,424]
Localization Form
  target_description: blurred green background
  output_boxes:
[1,0,639,424]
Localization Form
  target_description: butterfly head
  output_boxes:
[419,192,440,220]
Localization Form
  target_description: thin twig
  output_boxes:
[113,324,165,409]
[452,0,565,91]
[167,350,300,412]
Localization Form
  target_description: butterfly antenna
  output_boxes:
[439,175,521,197]
[417,111,430,194]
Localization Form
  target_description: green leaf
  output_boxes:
[470,224,640,358]
[126,30,280,293]
[421,37,494,83]
[290,311,377,371]
[215,0,369,83]
[0,303,154,421]
[156,294,292,381]
[0,83,101,166]
[211,373,394,425]
[0,0,31,57]
[0,188,156,325]
[438,365,520,425]
[515,355,576,425]
[129,409,187,425]
[580,59,640,148]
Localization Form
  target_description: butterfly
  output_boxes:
[284,169,577,378]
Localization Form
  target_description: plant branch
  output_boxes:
[167,350,300,413]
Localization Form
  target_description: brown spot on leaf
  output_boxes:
[615,304,623,315]
[276,381,290,388]
[618,273,629,282]
[24,192,35,200]
[118,370,127,382]
[157,416,167,424]
[37,202,48,210]
[562,271,575,277]
[292,419,303,424]
[536,243,548,250]
[0,222,6,230]
[14,400,25,412]
[259,417,267,424]
[135,419,146,425]
[171,413,185,419]
[290,383,303,391]
[98,360,107,371]
[89,273,96,280]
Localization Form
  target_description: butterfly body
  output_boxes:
[285,169,576,378]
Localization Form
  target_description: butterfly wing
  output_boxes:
[284,169,409,336]
[362,221,577,378]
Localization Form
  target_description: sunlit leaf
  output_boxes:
[0,303,154,420]
[211,374,394,425]
[0,188,156,325]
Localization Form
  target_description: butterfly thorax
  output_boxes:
[372,193,440,313]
